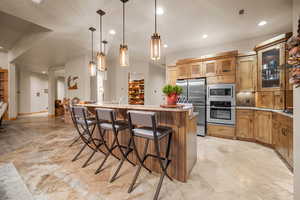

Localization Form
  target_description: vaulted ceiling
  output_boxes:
[0,0,293,71]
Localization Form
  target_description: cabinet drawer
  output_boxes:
[207,124,235,139]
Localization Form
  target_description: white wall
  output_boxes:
[65,55,91,101]
[293,0,300,199]
[0,52,9,69]
[166,33,289,66]
[147,63,166,105]
[18,68,48,114]
[56,77,65,100]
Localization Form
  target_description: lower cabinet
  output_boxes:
[254,111,273,145]
[207,124,235,139]
[273,113,293,168]
[236,110,254,140]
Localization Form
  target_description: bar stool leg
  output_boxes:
[69,136,81,147]
[128,139,150,193]
[95,130,120,174]
[72,143,87,161]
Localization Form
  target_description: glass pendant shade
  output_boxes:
[89,61,96,76]
[97,52,106,72]
[120,45,129,67]
[150,33,161,60]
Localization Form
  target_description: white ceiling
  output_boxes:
[0,10,50,51]
[0,0,293,71]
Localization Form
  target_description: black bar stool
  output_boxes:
[94,108,135,175]
[70,106,107,168]
[127,110,173,200]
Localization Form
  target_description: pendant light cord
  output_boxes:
[155,0,157,33]
[100,15,102,53]
[123,2,125,45]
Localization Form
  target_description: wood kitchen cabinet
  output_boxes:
[236,55,257,92]
[273,113,293,169]
[176,64,190,79]
[190,62,205,78]
[204,60,217,77]
[255,91,285,110]
[217,57,236,76]
[166,66,177,85]
[236,110,254,140]
[257,42,286,91]
[254,111,272,145]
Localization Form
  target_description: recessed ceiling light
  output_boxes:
[42,71,47,74]
[163,44,168,48]
[0,46,3,49]
[202,34,208,39]
[258,20,267,26]
[32,0,43,4]
[156,7,164,15]
[109,29,116,35]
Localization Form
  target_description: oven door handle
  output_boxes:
[209,106,235,109]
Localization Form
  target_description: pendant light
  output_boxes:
[88,27,96,76]
[96,9,106,71]
[120,0,129,67]
[150,0,161,60]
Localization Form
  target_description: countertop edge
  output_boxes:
[79,103,190,113]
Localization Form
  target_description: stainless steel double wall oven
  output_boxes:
[207,84,236,125]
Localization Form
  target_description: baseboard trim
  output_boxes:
[18,111,48,116]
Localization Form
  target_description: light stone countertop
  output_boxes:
[80,103,191,112]
[236,106,293,118]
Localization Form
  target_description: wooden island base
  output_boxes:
[83,104,198,182]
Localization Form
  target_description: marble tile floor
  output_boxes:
[0,116,293,200]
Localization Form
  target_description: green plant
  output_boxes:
[162,85,183,96]
[173,85,183,95]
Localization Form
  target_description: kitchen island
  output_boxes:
[81,103,198,182]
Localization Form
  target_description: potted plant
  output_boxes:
[162,85,183,105]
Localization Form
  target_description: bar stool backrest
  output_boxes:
[95,108,116,122]
[72,106,88,121]
[127,110,156,128]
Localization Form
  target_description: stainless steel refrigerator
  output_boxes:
[176,78,206,136]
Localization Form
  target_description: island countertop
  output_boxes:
[78,103,198,182]
[79,103,191,112]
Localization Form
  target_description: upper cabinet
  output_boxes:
[190,62,205,78]
[257,42,286,91]
[236,55,257,92]
[166,66,177,85]
[204,60,218,77]
[176,64,190,79]
[216,57,236,76]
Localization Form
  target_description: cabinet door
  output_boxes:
[236,110,254,139]
[176,64,190,79]
[287,125,293,167]
[273,91,285,110]
[279,125,289,160]
[190,62,204,78]
[254,111,272,144]
[255,91,274,109]
[217,57,236,76]
[166,66,177,85]
[204,60,217,77]
[257,43,285,91]
[236,56,256,92]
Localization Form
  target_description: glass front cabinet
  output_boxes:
[257,42,286,91]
